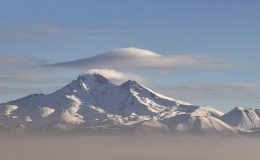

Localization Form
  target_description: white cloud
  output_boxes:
[87,69,126,80]
[48,47,232,70]
[86,68,147,84]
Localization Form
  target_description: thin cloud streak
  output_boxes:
[0,56,65,84]
[0,56,45,68]
[0,87,36,95]
[0,23,142,42]
[0,75,70,84]
[155,83,260,103]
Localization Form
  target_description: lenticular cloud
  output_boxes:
[47,47,231,70]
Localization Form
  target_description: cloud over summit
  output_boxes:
[86,68,147,84]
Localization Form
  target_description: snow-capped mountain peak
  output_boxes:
[120,80,141,89]
[0,74,259,136]
[77,73,112,85]
[221,107,260,129]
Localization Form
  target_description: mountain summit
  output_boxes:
[0,74,259,135]
[221,107,260,129]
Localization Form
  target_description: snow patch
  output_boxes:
[39,107,55,118]
[0,105,18,116]
[130,88,166,113]
[81,82,89,91]
[60,95,85,125]
[89,105,106,113]
[25,116,32,122]
[107,114,125,124]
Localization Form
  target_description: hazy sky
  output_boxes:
[0,0,259,111]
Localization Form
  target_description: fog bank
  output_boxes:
[0,135,259,160]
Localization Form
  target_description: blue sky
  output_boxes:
[0,0,259,111]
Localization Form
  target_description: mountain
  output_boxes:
[0,74,258,135]
[221,107,260,129]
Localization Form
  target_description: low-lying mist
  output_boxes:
[0,134,259,160]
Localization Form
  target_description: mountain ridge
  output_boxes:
[0,74,259,136]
